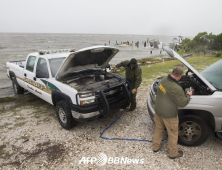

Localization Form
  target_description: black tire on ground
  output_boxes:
[12,77,24,94]
[56,100,75,130]
[215,132,222,139]
[178,115,210,146]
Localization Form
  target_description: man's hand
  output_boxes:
[187,90,193,96]
[113,66,117,72]
[131,88,137,94]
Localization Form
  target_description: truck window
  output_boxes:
[36,58,49,77]
[49,57,65,77]
[26,56,36,72]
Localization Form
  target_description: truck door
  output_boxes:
[23,55,37,94]
[34,58,53,104]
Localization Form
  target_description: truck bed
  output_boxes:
[7,60,26,68]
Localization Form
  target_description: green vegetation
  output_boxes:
[0,122,13,129]
[177,32,222,55]
[20,135,30,141]
[14,122,26,128]
[215,51,222,58]
[0,97,16,103]
[0,145,11,159]
[15,116,25,121]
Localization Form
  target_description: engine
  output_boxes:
[153,74,212,95]
[63,70,124,91]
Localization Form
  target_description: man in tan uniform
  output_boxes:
[152,66,193,159]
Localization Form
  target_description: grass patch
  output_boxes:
[32,109,48,118]
[14,122,26,128]
[0,97,16,103]
[214,51,222,58]
[20,135,30,141]
[0,123,13,129]
[0,145,12,159]
[43,117,51,122]
[33,111,42,119]
[15,116,25,121]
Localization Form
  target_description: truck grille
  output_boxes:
[96,85,123,103]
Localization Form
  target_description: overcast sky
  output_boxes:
[0,0,221,36]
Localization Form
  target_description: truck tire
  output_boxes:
[12,77,24,94]
[178,115,210,146]
[56,100,75,130]
[215,132,222,139]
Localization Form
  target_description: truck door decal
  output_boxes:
[40,79,61,92]
[15,76,60,95]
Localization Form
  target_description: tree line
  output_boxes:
[178,32,222,56]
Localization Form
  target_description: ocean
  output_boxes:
[0,33,190,97]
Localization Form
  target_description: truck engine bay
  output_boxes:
[152,73,212,95]
[60,69,125,91]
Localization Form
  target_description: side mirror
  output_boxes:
[36,71,49,78]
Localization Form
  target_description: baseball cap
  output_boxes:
[130,58,137,67]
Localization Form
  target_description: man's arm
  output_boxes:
[113,60,129,72]
[170,87,191,107]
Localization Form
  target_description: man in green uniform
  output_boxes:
[113,58,142,111]
[152,66,193,159]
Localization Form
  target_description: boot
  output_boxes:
[169,151,183,159]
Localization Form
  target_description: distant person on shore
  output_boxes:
[113,58,142,111]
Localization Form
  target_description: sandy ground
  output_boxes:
[1,86,222,170]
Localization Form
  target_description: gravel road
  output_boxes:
[0,86,222,170]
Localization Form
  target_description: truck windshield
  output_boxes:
[201,59,222,90]
[49,57,65,77]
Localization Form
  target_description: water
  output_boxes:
[0,33,189,96]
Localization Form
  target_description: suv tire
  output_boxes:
[12,77,24,94]
[178,115,209,146]
[56,100,75,130]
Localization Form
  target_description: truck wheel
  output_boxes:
[12,77,24,94]
[178,115,209,146]
[215,132,222,139]
[56,100,75,130]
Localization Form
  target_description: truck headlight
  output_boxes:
[78,92,95,98]
[80,99,95,105]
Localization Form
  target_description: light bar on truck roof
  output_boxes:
[39,49,75,55]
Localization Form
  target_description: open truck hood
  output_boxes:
[56,46,119,80]
[163,46,216,91]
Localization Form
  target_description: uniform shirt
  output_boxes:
[155,75,190,118]
[116,60,142,89]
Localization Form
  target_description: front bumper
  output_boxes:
[70,84,130,122]
[147,86,156,123]
[71,110,100,119]
[147,94,155,123]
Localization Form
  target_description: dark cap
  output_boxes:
[130,58,137,67]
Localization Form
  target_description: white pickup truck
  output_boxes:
[6,46,131,129]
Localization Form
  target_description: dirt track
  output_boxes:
[1,86,222,169]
